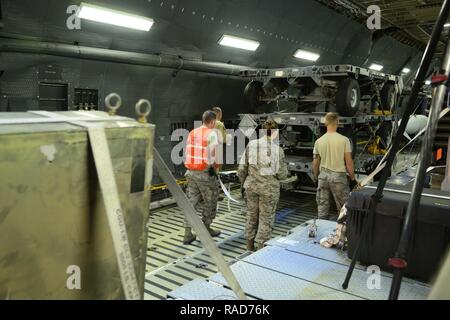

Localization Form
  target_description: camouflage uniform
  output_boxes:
[237,137,289,248]
[184,170,219,227]
[314,131,352,220]
[316,168,350,220]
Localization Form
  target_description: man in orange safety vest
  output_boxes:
[183,110,221,245]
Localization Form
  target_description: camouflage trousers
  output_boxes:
[185,170,219,227]
[245,188,280,247]
[317,168,350,220]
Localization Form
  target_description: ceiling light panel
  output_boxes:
[369,64,384,71]
[218,35,260,51]
[77,3,154,31]
[293,49,320,62]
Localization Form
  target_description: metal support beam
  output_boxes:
[153,147,248,300]
[0,37,248,77]
[442,137,450,192]
[389,30,450,299]
[342,0,450,292]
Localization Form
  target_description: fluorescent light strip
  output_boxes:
[369,64,384,71]
[402,68,411,74]
[293,49,320,62]
[218,35,260,51]
[445,23,450,28]
[77,2,154,31]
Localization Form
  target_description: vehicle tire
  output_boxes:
[244,81,265,112]
[381,83,396,112]
[336,78,361,116]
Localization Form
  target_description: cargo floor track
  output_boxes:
[167,220,430,300]
[144,191,318,300]
[145,190,430,300]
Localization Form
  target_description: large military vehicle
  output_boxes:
[241,65,404,116]
[238,65,405,190]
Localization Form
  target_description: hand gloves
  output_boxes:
[208,166,217,177]
[349,178,358,190]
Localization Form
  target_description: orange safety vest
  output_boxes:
[185,127,215,171]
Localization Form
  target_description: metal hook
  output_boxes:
[135,99,152,123]
[105,93,122,115]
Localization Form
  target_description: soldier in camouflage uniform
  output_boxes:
[313,113,356,220]
[237,119,289,251]
[183,111,221,245]
[184,170,219,233]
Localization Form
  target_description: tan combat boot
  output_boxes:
[183,228,196,245]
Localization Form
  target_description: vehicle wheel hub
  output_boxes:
[350,88,358,108]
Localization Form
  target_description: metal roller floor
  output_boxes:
[241,245,429,300]
[168,220,430,300]
[167,278,239,300]
[208,261,363,300]
[144,191,318,300]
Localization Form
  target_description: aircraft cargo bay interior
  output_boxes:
[1,0,450,306]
